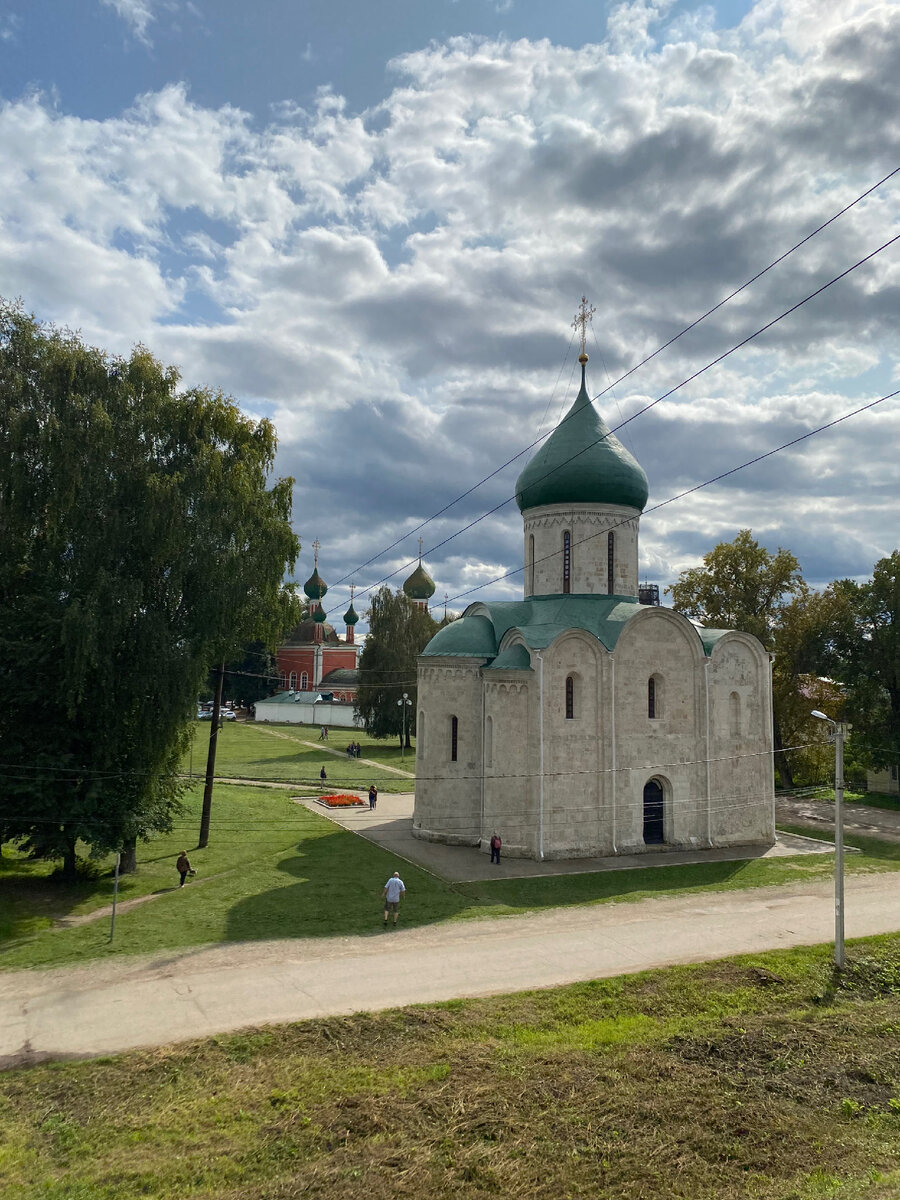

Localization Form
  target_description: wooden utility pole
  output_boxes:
[199,662,225,848]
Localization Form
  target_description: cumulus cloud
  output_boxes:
[2,0,900,624]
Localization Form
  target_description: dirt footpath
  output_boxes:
[3,873,900,1069]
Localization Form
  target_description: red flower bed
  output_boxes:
[320,793,365,807]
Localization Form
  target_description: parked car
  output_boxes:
[221,709,237,721]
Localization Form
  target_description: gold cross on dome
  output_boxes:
[572,295,596,357]
[312,538,320,567]
[418,536,424,561]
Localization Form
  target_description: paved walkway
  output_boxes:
[2,873,899,1068]
[299,792,836,883]
[776,794,900,843]
[250,724,415,778]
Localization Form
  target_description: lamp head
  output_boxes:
[811,710,831,722]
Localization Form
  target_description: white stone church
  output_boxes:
[413,340,776,860]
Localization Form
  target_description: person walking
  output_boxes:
[320,765,327,783]
[382,871,405,926]
[489,832,502,865]
[369,784,377,810]
[176,850,193,887]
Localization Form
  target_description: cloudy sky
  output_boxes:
[2,0,899,630]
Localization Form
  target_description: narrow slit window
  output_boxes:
[418,712,425,759]
[450,715,458,762]
[729,691,741,737]
[563,530,571,594]
[529,534,535,594]
[648,677,656,719]
[607,531,615,594]
[485,714,493,767]
[565,675,574,720]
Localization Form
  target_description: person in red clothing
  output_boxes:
[489,832,501,865]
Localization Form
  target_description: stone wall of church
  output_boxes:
[412,656,485,847]
[706,634,775,845]
[610,609,710,852]
[535,632,613,857]
[523,503,641,597]
[481,671,536,857]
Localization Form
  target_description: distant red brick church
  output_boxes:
[274,543,361,702]
[273,540,438,706]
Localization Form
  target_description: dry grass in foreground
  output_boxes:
[2,937,900,1199]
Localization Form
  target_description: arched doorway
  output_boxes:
[643,779,664,844]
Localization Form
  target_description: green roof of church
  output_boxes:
[403,561,436,600]
[515,366,649,513]
[484,643,533,671]
[312,603,327,622]
[421,594,731,660]
[421,614,497,657]
[343,602,359,625]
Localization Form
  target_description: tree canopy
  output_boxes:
[355,589,446,746]
[0,301,300,874]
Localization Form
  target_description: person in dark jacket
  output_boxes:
[176,850,193,887]
[489,832,502,864]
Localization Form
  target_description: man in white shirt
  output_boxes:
[382,872,406,926]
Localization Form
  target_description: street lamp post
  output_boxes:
[812,709,847,968]
[397,691,413,761]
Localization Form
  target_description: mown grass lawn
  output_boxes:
[0,783,465,969]
[185,720,415,792]
[2,935,900,1199]
[4,771,900,969]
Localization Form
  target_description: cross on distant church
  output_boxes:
[349,581,356,602]
[418,536,424,561]
[312,538,320,567]
[572,295,595,358]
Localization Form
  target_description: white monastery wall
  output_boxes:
[523,503,640,597]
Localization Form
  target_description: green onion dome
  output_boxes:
[312,602,327,623]
[403,561,436,601]
[303,568,328,601]
[343,602,359,626]
[515,365,649,513]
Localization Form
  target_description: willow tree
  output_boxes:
[0,301,299,876]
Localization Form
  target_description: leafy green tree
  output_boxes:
[829,552,900,772]
[0,301,299,876]
[355,588,439,746]
[667,529,805,788]
[206,642,281,708]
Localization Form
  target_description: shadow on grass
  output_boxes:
[456,857,759,912]
[224,828,475,942]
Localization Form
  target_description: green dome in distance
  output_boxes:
[304,569,328,601]
[343,602,359,625]
[312,602,327,623]
[404,560,436,601]
[515,361,649,513]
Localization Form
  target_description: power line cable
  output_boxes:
[331,167,900,595]
[353,230,900,602]
[448,381,900,604]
